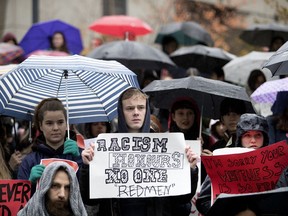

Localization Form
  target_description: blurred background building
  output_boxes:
[0,0,287,55]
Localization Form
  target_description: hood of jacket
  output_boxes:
[236,113,269,147]
[17,161,87,216]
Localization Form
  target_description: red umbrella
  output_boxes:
[89,15,153,39]
[0,42,24,65]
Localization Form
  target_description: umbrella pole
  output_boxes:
[199,105,203,140]
[64,70,70,139]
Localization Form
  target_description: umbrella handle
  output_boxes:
[64,70,70,139]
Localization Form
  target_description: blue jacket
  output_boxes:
[17,132,83,181]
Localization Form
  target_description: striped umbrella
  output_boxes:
[0,55,139,125]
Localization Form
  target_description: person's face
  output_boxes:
[46,170,70,211]
[91,122,107,137]
[122,95,146,133]
[235,208,257,216]
[241,130,264,149]
[40,111,67,148]
[53,33,64,49]
[222,112,241,133]
[164,41,178,54]
[254,75,266,90]
[172,108,195,132]
[216,123,227,137]
[271,38,284,51]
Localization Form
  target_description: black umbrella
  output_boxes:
[262,41,288,76]
[87,40,176,71]
[170,45,236,73]
[240,23,288,47]
[142,76,254,119]
[155,21,214,47]
[207,187,288,216]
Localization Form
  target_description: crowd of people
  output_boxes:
[0,85,287,215]
[0,20,288,216]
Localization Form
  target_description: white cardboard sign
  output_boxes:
[89,132,191,199]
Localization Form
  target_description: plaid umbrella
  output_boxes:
[0,43,24,65]
[250,77,288,104]
[0,55,139,125]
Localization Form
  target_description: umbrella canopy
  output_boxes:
[87,40,176,71]
[19,19,83,55]
[0,64,18,76]
[89,15,152,39]
[239,23,288,47]
[250,77,288,104]
[170,45,236,73]
[262,41,288,76]
[207,187,288,216]
[142,76,254,119]
[0,42,24,65]
[155,21,214,47]
[223,51,274,86]
[28,50,70,57]
[0,55,139,124]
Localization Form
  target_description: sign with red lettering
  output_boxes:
[0,180,31,216]
[89,133,191,198]
[202,141,288,203]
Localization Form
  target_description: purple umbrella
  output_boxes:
[19,19,83,55]
[250,77,288,104]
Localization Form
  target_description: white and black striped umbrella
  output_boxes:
[0,55,139,124]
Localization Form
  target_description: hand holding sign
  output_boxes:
[29,164,45,183]
[82,143,95,164]
[185,145,199,169]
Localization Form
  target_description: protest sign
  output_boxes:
[202,140,288,203]
[89,132,191,198]
[40,158,79,172]
[0,179,31,216]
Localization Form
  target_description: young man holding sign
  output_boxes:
[80,87,199,216]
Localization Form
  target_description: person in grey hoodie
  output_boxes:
[17,161,87,216]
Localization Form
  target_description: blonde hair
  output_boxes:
[121,88,148,101]
[0,144,11,179]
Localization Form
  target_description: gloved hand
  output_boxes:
[64,139,80,157]
[29,164,45,183]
